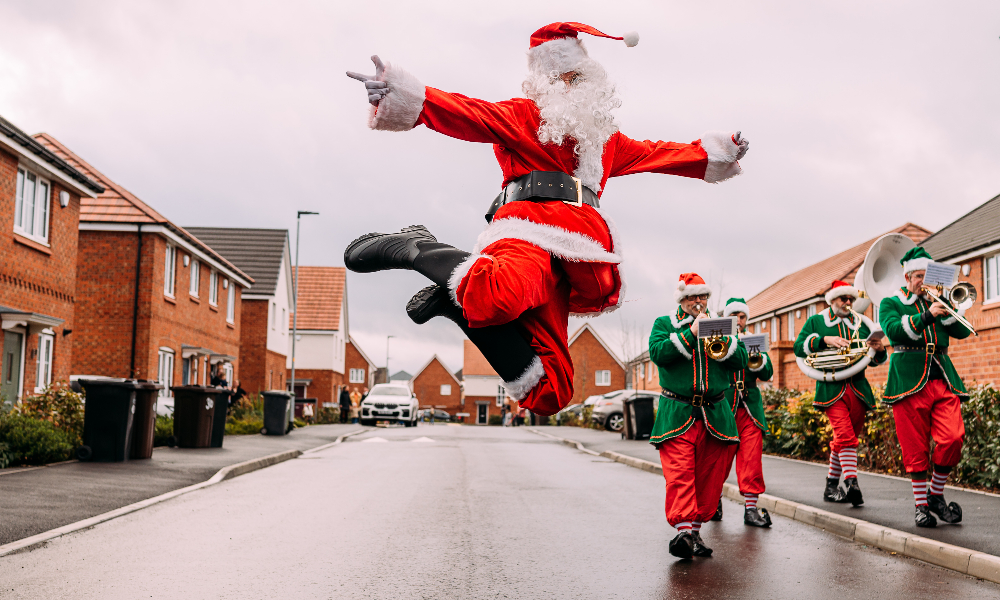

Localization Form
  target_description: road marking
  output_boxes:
[412,437,435,443]
[361,437,388,443]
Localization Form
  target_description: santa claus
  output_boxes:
[345,22,748,416]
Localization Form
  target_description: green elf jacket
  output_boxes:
[649,307,749,446]
[879,287,972,404]
[723,338,774,431]
[793,309,888,410]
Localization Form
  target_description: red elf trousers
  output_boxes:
[455,238,618,416]
[658,419,738,527]
[724,405,765,496]
[891,380,965,473]
[824,385,867,454]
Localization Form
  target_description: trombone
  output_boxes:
[921,282,979,337]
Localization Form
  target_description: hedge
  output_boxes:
[0,412,76,465]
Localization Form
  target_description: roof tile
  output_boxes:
[290,266,346,331]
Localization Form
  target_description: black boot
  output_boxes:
[927,494,963,524]
[744,507,772,528]
[915,505,938,528]
[406,285,462,325]
[691,532,713,557]
[344,225,439,273]
[710,499,723,521]
[844,477,864,507]
[823,478,848,503]
[668,532,694,560]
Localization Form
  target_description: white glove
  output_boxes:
[733,131,749,160]
[346,55,389,106]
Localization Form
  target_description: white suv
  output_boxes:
[360,384,419,427]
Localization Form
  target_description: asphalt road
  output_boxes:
[2,425,996,599]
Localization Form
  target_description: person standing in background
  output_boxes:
[339,387,352,424]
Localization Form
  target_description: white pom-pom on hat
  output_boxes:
[622,31,639,47]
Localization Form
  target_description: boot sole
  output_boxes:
[668,538,694,560]
[406,286,446,325]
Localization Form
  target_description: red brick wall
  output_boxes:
[412,357,461,414]
[631,360,662,394]
[938,256,1000,387]
[290,368,342,407]
[0,147,81,396]
[569,328,625,405]
[237,299,288,394]
[265,350,286,392]
[464,395,498,424]
[344,340,373,395]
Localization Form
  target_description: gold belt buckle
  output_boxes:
[735,381,745,392]
[691,394,705,407]
[926,343,936,355]
[563,176,584,207]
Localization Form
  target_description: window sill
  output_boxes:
[164,295,177,305]
[226,321,235,329]
[981,300,1000,312]
[209,304,219,312]
[13,233,52,256]
[189,295,201,304]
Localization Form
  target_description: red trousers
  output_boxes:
[824,385,866,454]
[456,238,618,416]
[658,420,738,526]
[724,406,765,495]
[891,380,965,473]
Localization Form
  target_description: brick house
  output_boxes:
[34,134,252,413]
[344,336,377,398]
[410,354,462,418]
[627,351,662,395]
[1,116,104,405]
[286,266,348,407]
[568,323,626,405]
[184,228,292,395]
[460,340,504,424]
[746,223,931,391]
[920,193,1000,387]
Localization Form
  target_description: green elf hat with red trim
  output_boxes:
[900,246,933,274]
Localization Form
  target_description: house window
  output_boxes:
[787,312,795,340]
[807,304,817,318]
[349,368,365,383]
[14,167,51,243]
[986,253,999,302]
[496,383,505,407]
[770,317,779,342]
[209,270,218,305]
[164,245,177,297]
[271,302,276,329]
[647,362,654,381]
[227,281,236,323]
[158,348,175,397]
[638,363,645,380]
[189,259,200,297]
[440,384,452,396]
[35,333,54,392]
[596,370,611,386]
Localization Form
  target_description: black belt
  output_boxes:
[486,171,600,223]
[661,389,725,408]
[894,344,948,355]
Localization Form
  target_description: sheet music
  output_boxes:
[924,261,958,288]
[741,333,769,354]
[696,316,736,339]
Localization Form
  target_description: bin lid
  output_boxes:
[133,380,165,390]
[79,378,143,389]
[261,390,295,398]
[170,385,219,392]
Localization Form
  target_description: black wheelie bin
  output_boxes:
[77,379,142,462]
[130,380,164,459]
[623,393,656,441]
[261,390,293,435]
[209,388,234,448]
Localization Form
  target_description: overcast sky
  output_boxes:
[2,1,998,375]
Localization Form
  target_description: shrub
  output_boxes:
[14,382,84,445]
[953,384,1000,490]
[488,414,503,426]
[226,417,264,435]
[154,415,174,447]
[227,393,267,435]
[293,418,308,428]
[314,407,340,424]
[0,442,11,468]
[0,412,76,466]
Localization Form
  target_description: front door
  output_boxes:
[2,331,24,406]
[477,403,487,425]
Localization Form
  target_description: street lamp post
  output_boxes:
[290,210,318,427]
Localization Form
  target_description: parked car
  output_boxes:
[590,390,659,432]
[417,409,451,422]
[360,384,419,427]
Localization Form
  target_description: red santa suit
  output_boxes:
[367,23,745,415]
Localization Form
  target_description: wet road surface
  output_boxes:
[2,425,996,599]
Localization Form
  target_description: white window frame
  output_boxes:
[787,311,795,340]
[807,304,817,318]
[349,368,365,383]
[35,332,54,392]
[226,280,236,323]
[985,253,999,304]
[496,383,505,407]
[638,363,645,380]
[189,258,200,297]
[770,317,779,343]
[208,270,218,305]
[440,384,452,396]
[596,370,611,386]
[14,167,52,245]
[158,348,175,398]
[164,244,176,297]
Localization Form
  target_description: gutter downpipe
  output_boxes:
[130,223,142,378]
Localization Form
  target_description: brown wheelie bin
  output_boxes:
[170,385,217,448]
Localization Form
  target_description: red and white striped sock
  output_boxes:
[675,522,693,533]
[839,448,858,480]
[827,451,842,480]
[912,479,929,507]
[744,494,758,509]
[692,521,702,533]
[930,471,948,496]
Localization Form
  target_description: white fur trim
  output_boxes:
[825,285,859,305]
[573,143,605,193]
[473,217,620,264]
[502,355,545,401]
[527,37,589,76]
[447,253,488,306]
[821,308,860,330]
[669,332,693,359]
[669,312,694,328]
[723,302,749,318]
[622,31,639,47]
[901,315,922,341]
[709,335,738,362]
[804,332,820,352]
[674,283,712,303]
[700,131,743,183]
[940,304,966,326]
[895,289,919,305]
[748,352,769,372]
[368,63,426,132]
[902,257,931,274]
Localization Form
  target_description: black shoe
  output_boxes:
[823,478,848,503]
[915,505,938,528]
[406,285,462,325]
[691,532,713,557]
[710,499,723,521]
[744,507,772,528]
[844,477,864,507]
[927,494,963,524]
[344,225,437,274]
[668,532,694,560]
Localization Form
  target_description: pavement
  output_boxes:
[532,425,1000,557]
[2,424,996,599]
[0,423,362,546]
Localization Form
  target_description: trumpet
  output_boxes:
[921,282,978,337]
[706,334,731,361]
[747,347,765,370]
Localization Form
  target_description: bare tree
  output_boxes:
[618,316,646,389]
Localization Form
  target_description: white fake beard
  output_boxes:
[522,60,621,192]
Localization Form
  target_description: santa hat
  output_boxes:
[527,22,639,76]
[825,280,859,305]
[901,246,933,274]
[674,272,712,302]
[723,297,750,318]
